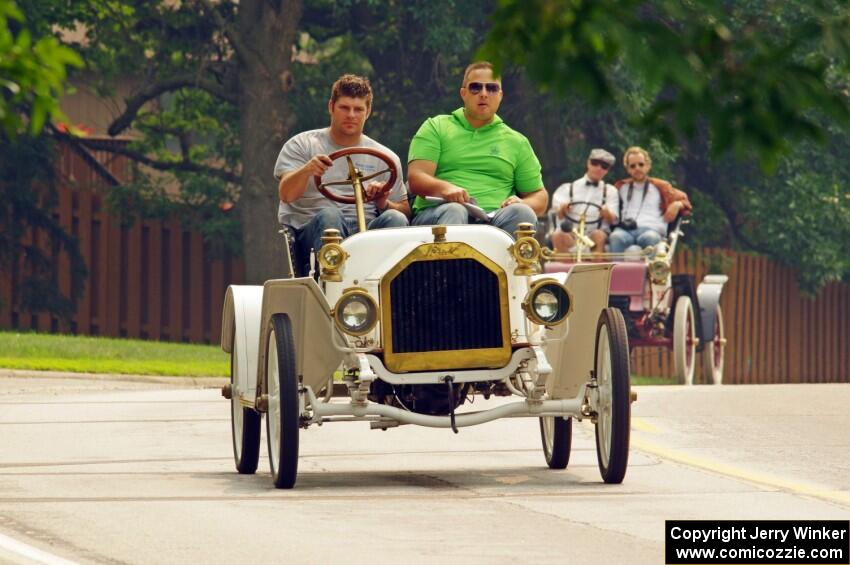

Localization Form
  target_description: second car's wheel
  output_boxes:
[266,314,300,489]
[594,308,631,484]
[673,295,696,385]
[230,333,260,474]
[702,305,726,385]
[539,416,572,469]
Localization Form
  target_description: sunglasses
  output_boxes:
[466,82,501,95]
[629,162,646,169]
[590,159,611,170]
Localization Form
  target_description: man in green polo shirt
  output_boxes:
[408,61,548,235]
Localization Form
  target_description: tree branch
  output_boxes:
[108,74,238,136]
[715,197,773,256]
[53,127,241,185]
[196,0,259,69]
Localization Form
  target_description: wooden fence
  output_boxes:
[1,140,847,381]
[0,140,244,344]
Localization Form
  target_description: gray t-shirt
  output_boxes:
[274,128,407,229]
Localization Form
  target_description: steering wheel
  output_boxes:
[561,200,604,226]
[312,147,399,204]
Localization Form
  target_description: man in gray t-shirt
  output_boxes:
[275,74,410,268]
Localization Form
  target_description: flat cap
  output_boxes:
[588,148,615,165]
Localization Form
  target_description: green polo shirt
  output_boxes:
[408,108,544,213]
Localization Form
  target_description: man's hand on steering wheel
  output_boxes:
[364,181,391,210]
[561,200,603,225]
[303,154,333,177]
[312,147,399,204]
[600,205,616,225]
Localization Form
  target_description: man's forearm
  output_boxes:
[519,188,549,216]
[278,167,312,203]
[408,170,455,198]
[384,199,411,218]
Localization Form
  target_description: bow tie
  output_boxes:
[586,180,599,187]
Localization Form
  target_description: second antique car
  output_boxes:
[544,199,728,384]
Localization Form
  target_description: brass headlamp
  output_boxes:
[522,279,573,327]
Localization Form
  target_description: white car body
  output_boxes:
[220,223,631,488]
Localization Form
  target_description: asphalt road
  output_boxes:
[0,374,848,565]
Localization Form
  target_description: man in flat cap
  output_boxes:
[549,148,620,257]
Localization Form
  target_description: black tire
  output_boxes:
[539,416,572,469]
[230,334,260,474]
[594,307,631,484]
[266,314,300,489]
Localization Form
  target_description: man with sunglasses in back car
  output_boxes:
[609,146,692,255]
[407,61,548,236]
[549,148,620,257]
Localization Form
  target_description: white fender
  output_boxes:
[221,285,264,400]
[541,263,615,399]
[256,277,345,395]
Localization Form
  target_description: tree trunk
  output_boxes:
[237,0,303,284]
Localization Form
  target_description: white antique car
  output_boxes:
[219,149,632,489]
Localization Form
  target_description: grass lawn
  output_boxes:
[631,374,675,386]
[0,331,229,377]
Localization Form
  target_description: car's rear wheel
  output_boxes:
[539,416,572,469]
[230,333,260,474]
[266,314,300,489]
[702,305,725,385]
[673,295,696,385]
[594,308,630,484]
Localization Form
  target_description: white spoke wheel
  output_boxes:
[230,334,260,474]
[702,305,725,385]
[539,416,572,469]
[266,314,300,489]
[594,308,631,484]
[673,295,696,385]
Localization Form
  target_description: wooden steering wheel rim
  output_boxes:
[313,147,398,204]
[563,200,603,225]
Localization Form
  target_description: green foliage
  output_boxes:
[0,0,81,136]
[480,0,850,171]
[480,0,850,290]
[43,1,242,254]
[298,0,492,158]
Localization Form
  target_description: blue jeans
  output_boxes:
[412,202,537,238]
[296,206,408,259]
[608,226,662,253]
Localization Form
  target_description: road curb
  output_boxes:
[0,368,227,388]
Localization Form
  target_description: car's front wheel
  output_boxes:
[594,308,630,484]
[673,295,696,385]
[266,314,300,489]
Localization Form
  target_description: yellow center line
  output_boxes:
[631,417,660,434]
[631,435,850,508]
